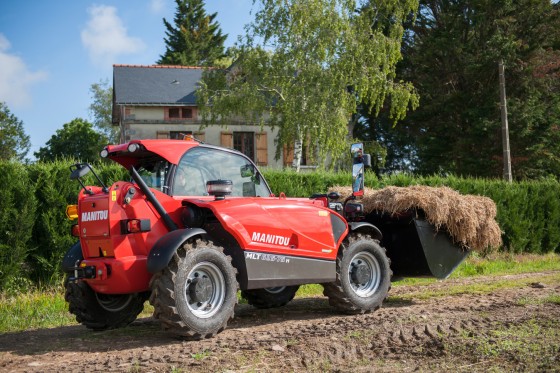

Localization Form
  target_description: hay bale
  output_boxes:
[329,185,502,252]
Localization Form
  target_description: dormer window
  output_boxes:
[166,107,193,120]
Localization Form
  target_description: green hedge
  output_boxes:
[0,162,37,291]
[1,160,559,290]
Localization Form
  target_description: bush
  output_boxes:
[26,160,128,285]
[0,161,37,290]
[1,160,560,289]
[26,161,83,285]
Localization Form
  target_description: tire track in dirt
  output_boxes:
[1,271,559,372]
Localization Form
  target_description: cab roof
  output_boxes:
[104,139,201,169]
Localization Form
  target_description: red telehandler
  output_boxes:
[63,140,467,338]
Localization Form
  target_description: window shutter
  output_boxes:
[194,132,205,142]
[283,144,294,166]
[255,132,268,166]
[221,132,233,148]
[157,131,169,139]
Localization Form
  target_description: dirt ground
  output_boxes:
[1,271,559,373]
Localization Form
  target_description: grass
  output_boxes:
[390,272,560,301]
[390,252,560,287]
[0,253,559,334]
[448,317,560,371]
[0,288,76,333]
[517,293,560,306]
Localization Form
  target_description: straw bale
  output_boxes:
[329,185,502,252]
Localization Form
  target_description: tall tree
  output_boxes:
[34,118,108,163]
[197,0,419,170]
[0,102,30,162]
[395,0,560,178]
[158,0,227,66]
[89,79,119,143]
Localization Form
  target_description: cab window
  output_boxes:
[172,147,271,197]
[137,160,171,193]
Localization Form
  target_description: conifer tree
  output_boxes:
[0,102,30,162]
[158,0,227,66]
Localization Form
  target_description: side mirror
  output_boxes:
[350,143,363,160]
[351,143,365,197]
[70,163,92,180]
[362,154,372,168]
[240,164,255,178]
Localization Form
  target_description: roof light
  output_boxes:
[206,180,233,200]
[128,143,139,153]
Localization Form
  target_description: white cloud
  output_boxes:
[81,5,146,67]
[150,0,165,13]
[0,34,48,108]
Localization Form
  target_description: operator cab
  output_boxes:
[101,139,272,198]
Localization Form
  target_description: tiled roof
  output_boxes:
[113,64,204,105]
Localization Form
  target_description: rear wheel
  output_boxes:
[323,233,392,314]
[64,279,147,330]
[149,238,238,339]
[241,285,300,309]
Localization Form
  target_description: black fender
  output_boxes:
[147,228,207,273]
[348,222,383,242]
[61,241,83,273]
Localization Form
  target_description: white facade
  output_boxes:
[118,105,285,168]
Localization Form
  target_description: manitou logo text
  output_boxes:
[82,210,108,222]
[251,232,290,246]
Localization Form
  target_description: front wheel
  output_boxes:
[64,279,147,330]
[149,238,238,339]
[323,233,392,314]
[241,285,300,309]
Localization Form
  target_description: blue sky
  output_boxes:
[0,0,254,158]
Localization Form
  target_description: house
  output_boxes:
[112,64,289,168]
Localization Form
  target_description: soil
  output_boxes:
[1,271,559,372]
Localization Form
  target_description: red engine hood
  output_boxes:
[187,196,347,261]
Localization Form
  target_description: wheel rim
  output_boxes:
[95,293,133,312]
[185,261,226,318]
[347,251,381,297]
[264,286,286,294]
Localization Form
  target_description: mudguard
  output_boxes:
[147,228,207,273]
[348,222,383,242]
[61,241,83,272]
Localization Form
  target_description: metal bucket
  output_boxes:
[367,211,470,279]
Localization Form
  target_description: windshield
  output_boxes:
[172,146,271,197]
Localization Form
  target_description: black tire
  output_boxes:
[149,238,238,339]
[64,278,147,330]
[241,285,300,309]
[323,233,392,314]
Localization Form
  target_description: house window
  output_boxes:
[283,141,311,166]
[157,131,170,139]
[170,131,190,139]
[233,132,255,161]
[167,107,193,120]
